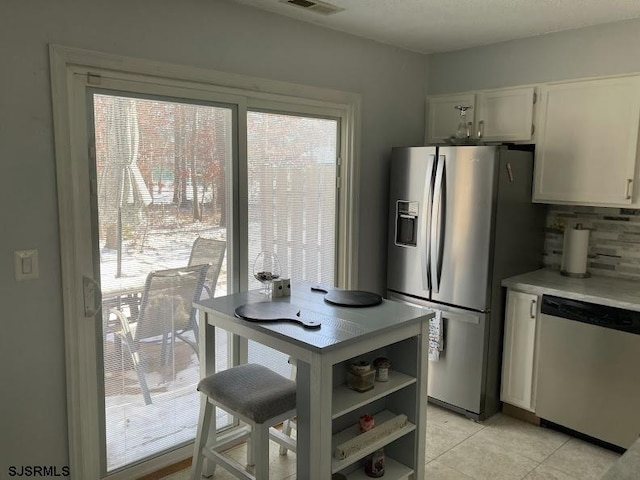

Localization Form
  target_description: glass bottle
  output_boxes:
[455,104,472,142]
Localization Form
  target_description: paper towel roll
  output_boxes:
[561,224,590,278]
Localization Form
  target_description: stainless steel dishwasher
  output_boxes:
[537,295,640,449]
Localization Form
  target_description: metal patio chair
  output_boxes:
[110,263,210,405]
[188,237,226,299]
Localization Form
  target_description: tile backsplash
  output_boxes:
[544,205,640,280]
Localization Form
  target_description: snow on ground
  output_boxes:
[101,222,229,471]
[100,219,290,471]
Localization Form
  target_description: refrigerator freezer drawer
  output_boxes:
[428,306,485,415]
[388,292,486,416]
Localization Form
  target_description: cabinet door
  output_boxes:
[501,290,538,412]
[533,76,640,206]
[425,93,475,144]
[476,87,535,142]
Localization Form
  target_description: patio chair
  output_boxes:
[188,237,226,299]
[110,263,210,405]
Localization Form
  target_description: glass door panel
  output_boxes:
[246,111,339,376]
[90,92,233,472]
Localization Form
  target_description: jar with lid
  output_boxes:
[373,357,391,382]
[364,448,386,477]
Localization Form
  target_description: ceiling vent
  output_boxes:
[280,0,344,16]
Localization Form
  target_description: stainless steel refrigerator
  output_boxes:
[387,145,545,421]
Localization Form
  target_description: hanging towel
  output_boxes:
[428,310,443,361]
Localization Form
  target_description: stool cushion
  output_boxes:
[198,363,296,424]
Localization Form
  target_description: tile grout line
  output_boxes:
[534,435,587,480]
[428,413,564,480]
[425,414,490,474]
[520,458,543,480]
[429,417,502,480]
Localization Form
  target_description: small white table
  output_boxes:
[194,282,432,480]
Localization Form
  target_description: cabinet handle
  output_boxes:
[477,120,484,139]
[530,299,536,319]
[626,179,633,200]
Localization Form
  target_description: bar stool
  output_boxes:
[278,357,297,456]
[190,363,297,479]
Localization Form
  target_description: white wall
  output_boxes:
[428,17,640,94]
[0,0,428,472]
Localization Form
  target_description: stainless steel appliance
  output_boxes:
[387,145,545,420]
[537,295,640,449]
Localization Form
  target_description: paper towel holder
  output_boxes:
[560,223,591,279]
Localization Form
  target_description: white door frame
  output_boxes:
[49,44,360,479]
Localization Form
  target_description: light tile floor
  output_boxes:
[165,403,621,480]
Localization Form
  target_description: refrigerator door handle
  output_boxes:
[421,154,436,290]
[431,154,446,293]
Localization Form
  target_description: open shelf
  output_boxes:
[332,371,416,419]
[344,456,414,480]
[331,409,416,473]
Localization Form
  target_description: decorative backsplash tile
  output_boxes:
[544,205,640,280]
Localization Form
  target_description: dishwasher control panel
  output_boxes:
[541,295,640,335]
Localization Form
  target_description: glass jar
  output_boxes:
[365,448,386,477]
[374,357,391,382]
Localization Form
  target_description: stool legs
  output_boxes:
[278,358,297,456]
[278,418,296,455]
[191,397,215,479]
[191,397,275,479]
[253,424,269,479]
[192,363,297,479]
[246,435,254,469]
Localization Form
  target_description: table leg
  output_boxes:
[304,353,333,480]
[199,310,218,477]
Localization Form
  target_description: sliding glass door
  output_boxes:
[247,110,338,288]
[52,48,356,479]
[246,110,339,376]
[89,91,234,472]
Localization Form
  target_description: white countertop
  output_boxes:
[501,268,640,312]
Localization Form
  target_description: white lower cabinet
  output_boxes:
[501,290,538,412]
[331,338,422,479]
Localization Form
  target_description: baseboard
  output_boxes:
[501,403,540,426]
[137,457,192,480]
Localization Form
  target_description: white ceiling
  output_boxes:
[227,0,640,54]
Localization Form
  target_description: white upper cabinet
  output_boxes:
[476,87,536,142]
[533,75,640,206]
[426,87,536,145]
[425,93,476,144]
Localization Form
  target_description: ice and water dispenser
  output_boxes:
[395,201,418,247]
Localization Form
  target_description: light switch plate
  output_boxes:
[14,249,39,281]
